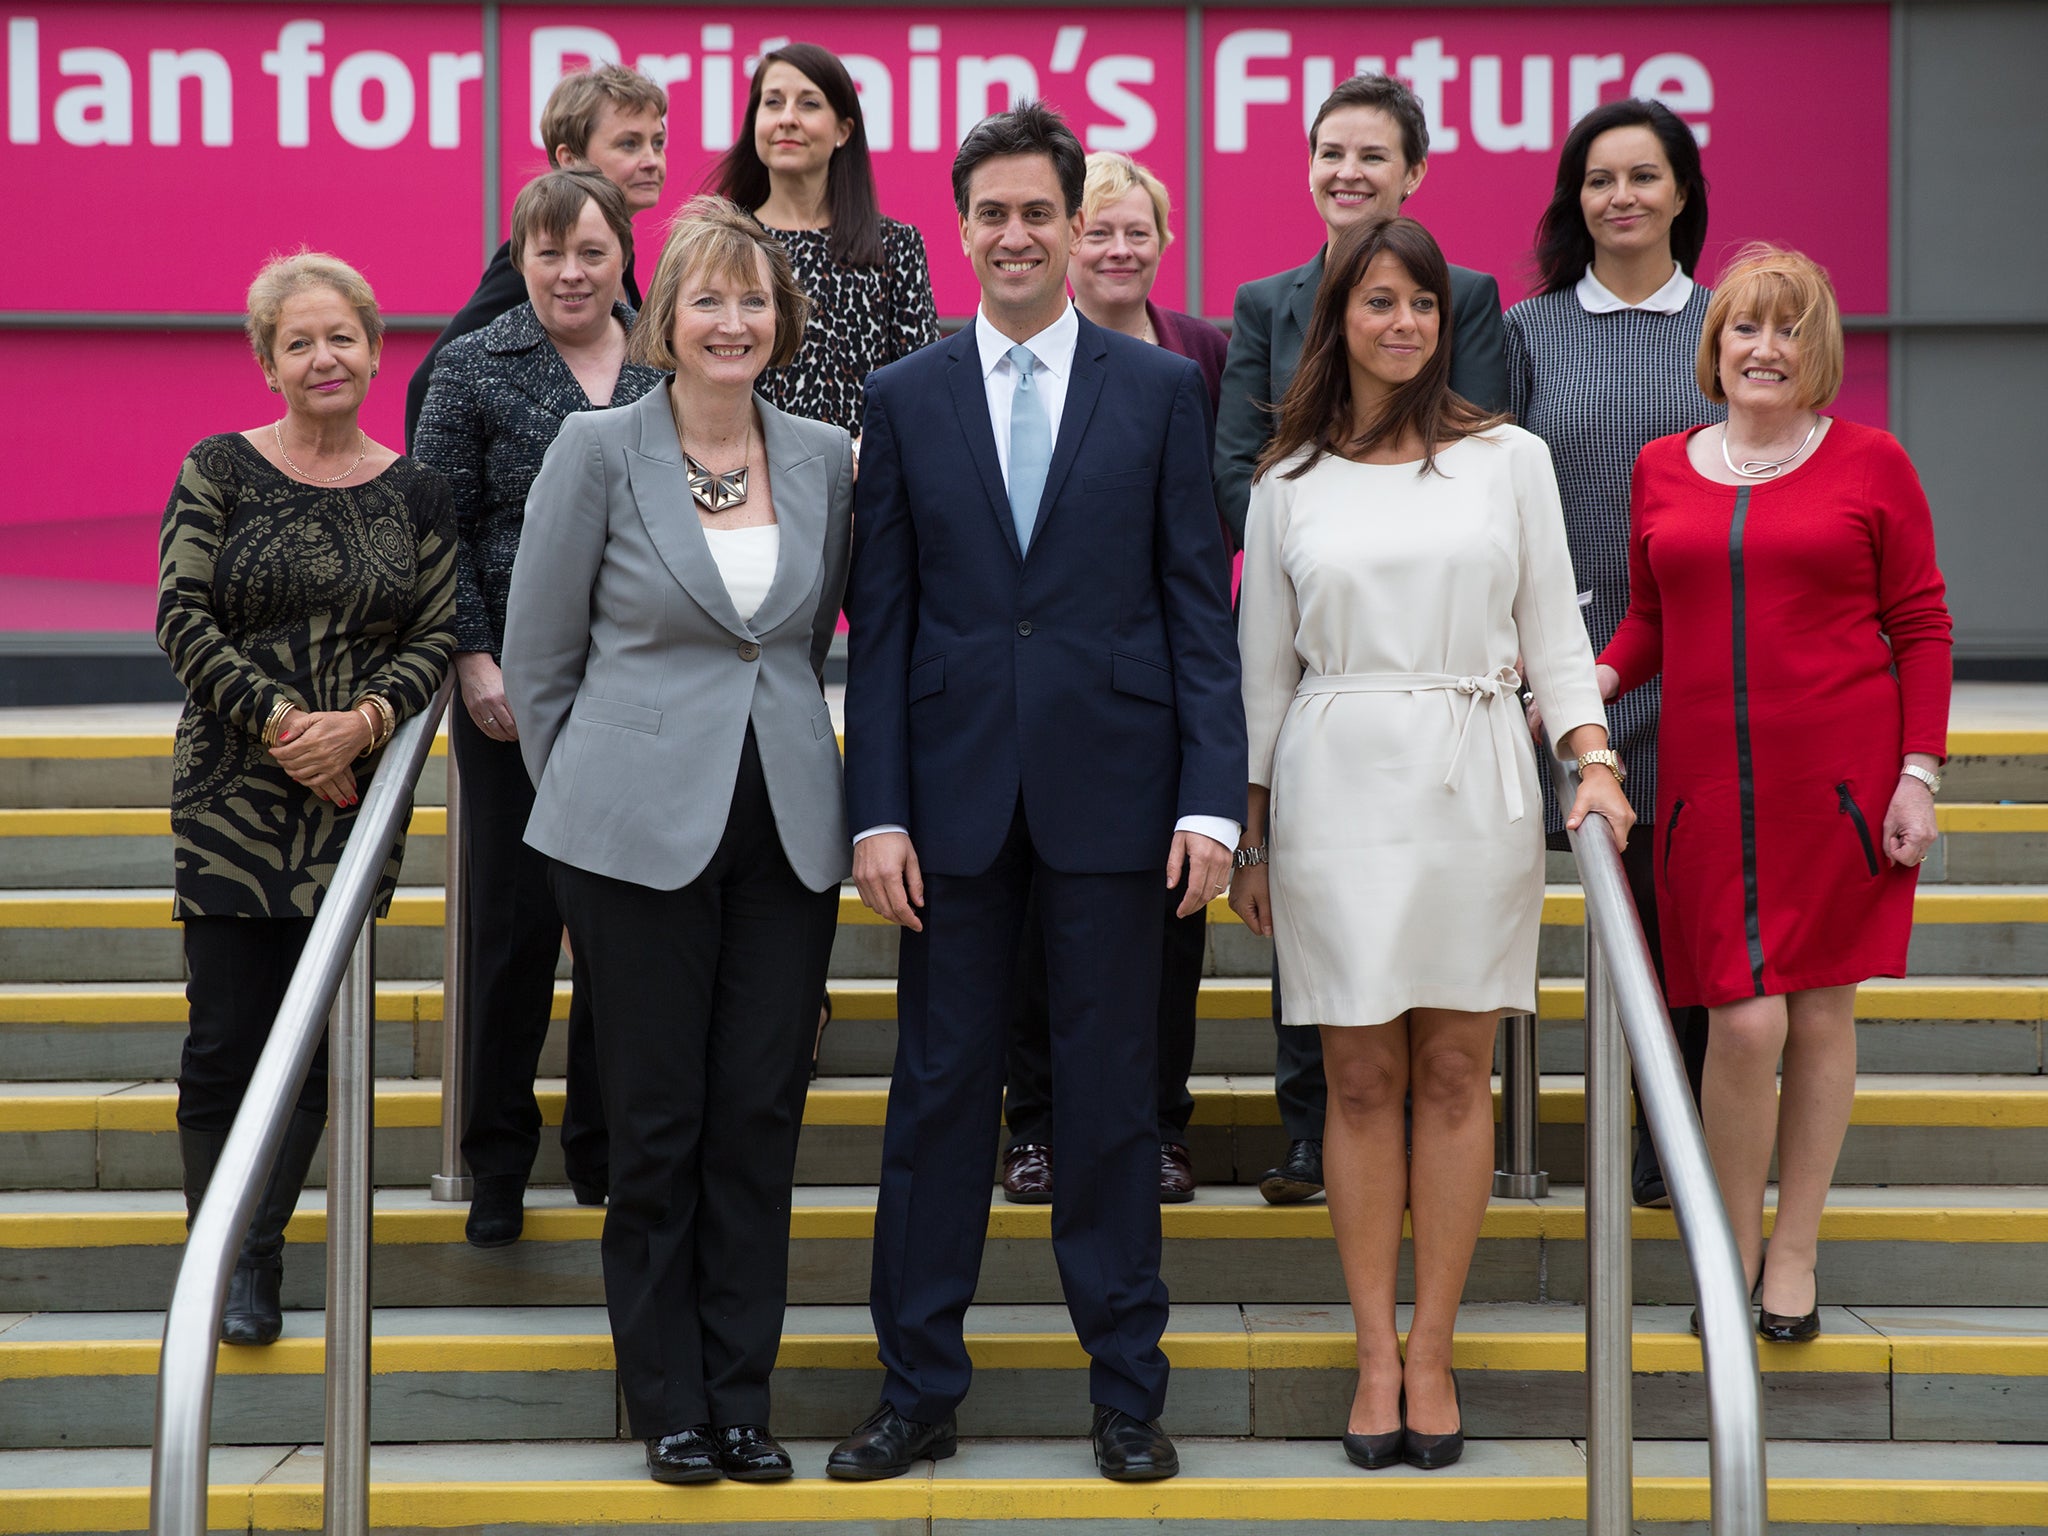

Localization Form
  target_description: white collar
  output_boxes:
[976,303,1079,379]
[1576,264,1694,315]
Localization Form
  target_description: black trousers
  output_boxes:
[1004,877,1204,1147]
[178,916,321,1132]
[452,704,607,1189]
[872,804,1170,1423]
[1269,830,1709,1140]
[548,731,838,1438]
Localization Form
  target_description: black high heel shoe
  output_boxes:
[1342,1390,1404,1469]
[1401,1372,1463,1470]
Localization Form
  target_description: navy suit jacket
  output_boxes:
[843,312,1246,878]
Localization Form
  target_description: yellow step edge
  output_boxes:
[7,886,2047,930]
[1939,803,2048,833]
[7,1201,2046,1252]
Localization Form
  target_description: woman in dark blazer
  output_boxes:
[1210,73,1508,1209]
[1000,151,1229,1208]
[412,170,665,1246]
[502,195,853,1486]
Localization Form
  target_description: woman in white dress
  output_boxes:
[1228,217,1632,1470]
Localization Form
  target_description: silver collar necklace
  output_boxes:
[1721,417,1820,480]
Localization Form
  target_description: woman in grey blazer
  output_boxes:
[502,196,853,1486]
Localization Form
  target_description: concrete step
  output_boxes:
[4,977,2042,1082]
[7,1074,2046,1193]
[5,1302,2044,1451]
[7,885,2048,984]
[12,803,2048,890]
[1,1437,2043,1531]
[5,1183,2045,1315]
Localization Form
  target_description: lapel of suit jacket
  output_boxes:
[492,304,592,418]
[944,323,1023,564]
[1025,313,1108,557]
[1281,249,1324,378]
[747,397,826,638]
[623,385,753,641]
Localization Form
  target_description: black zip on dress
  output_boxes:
[1663,799,1687,879]
[1836,781,1881,876]
[1727,487,1767,995]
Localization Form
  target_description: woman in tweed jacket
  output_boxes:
[412,171,665,1246]
[1505,99,1722,1207]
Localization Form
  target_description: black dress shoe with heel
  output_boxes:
[715,1424,793,1481]
[826,1402,958,1480]
[1258,1138,1323,1204]
[646,1426,722,1484]
[1091,1406,1178,1481]
[1342,1389,1404,1469]
[1401,1372,1464,1470]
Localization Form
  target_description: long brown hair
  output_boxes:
[1257,216,1503,481]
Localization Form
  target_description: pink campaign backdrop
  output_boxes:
[1,3,1888,632]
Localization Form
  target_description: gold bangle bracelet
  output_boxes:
[261,696,296,749]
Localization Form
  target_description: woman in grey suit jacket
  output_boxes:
[503,196,853,1487]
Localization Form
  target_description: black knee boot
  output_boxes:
[222,1107,326,1346]
[179,1126,229,1225]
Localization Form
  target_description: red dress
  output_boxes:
[1600,421,1951,1007]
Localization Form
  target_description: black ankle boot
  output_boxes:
[465,1174,526,1248]
[222,1107,325,1346]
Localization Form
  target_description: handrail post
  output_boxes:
[324,915,375,1534]
[430,741,471,1201]
[1585,926,1633,1532]
[1493,1011,1548,1198]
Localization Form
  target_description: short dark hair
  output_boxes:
[951,99,1086,218]
[508,169,634,273]
[1309,75,1429,169]
[539,64,667,165]
[1260,216,1504,482]
[1532,98,1708,295]
[706,43,885,270]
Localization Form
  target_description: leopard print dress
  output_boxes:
[751,217,942,434]
[156,434,457,918]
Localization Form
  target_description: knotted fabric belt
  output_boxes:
[1293,666,1529,822]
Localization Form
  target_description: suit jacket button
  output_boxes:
[738,641,761,661]
[1016,620,1033,637]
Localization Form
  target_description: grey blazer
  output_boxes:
[502,386,854,893]
[1212,249,1508,544]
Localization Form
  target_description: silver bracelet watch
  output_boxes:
[1232,844,1269,869]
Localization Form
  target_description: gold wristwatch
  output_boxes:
[1576,749,1627,784]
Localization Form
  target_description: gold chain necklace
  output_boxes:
[274,420,368,483]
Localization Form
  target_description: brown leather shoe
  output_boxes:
[1002,1142,1053,1204]
[1158,1142,1196,1203]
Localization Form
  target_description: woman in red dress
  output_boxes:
[1599,245,1951,1342]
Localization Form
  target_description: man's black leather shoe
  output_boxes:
[715,1424,793,1481]
[645,1426,722,1484]
[1259,1138,1324,1204]
[1091,1406,1179,1481]
[826,1402,958,1480]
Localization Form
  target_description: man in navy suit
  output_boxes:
[830,102,1245,1484]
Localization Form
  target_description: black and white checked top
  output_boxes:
[1504,280,1724,831]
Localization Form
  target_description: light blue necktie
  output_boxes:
[1006,343,1051,552]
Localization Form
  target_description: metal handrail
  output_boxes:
[429,744,471,1202]
[150,678,453,1536]
[1547,751,1769,1535]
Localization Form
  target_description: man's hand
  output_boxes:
[1167,831,1233,920]
[853,831,925,932]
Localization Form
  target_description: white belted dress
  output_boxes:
[1239,427,1608,1026]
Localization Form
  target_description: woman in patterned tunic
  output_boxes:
[157,252,456,1345]
[413,170,665,1248]
[709,43,941,436]
[1504,99,1719,1207]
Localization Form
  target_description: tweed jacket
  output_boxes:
[410,301,665,656]
[503,389,855,893]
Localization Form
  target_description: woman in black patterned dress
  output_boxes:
[158,252,456,1345]
[1504,99,1720,1206]
[709,43,941,436]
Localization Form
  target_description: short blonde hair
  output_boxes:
[631,196,808,372]
[539,64,667,163]
[1081,152,1174,249]
[244,252,383,367]
[1698,242,1844,409]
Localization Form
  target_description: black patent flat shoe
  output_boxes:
[1757,1304,1821,1343]
[715,1424,793,1481]
[1401,1372,1463,1470]
[646,1425,722,1483]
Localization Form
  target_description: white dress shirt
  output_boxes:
[1575,263,1695,315]
[854,303,1239,859]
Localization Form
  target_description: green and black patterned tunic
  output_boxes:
[157,434,457,918]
